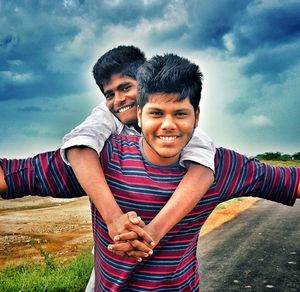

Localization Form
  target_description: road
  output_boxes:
[197,199,300,292]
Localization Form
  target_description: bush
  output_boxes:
[292,152,300,160]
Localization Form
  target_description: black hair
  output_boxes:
[93,45,146,93]
[137,53,203,111]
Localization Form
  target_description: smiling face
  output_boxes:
[138,93,199,166]
[103,74,138,125]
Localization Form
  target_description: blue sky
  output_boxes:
[1,0,299,158]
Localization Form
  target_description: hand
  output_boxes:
[106,211,153,244]
[108,224,158,261]
[106,211,155,261]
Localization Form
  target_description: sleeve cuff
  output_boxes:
[60,136,104,165]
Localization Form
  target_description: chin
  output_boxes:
[119,114,137,125]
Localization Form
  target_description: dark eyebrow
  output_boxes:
[146,107,163,111]
[118,82,132,90]
[103,89,113,96]
[174,109,191,113]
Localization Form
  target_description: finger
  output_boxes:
[130,239,153,253]
[122,224,155,246]
[127,211,140,224]
[108,248,142,261]
[114,231,138,242]
[126,250,151,258]
[108,242,133,252]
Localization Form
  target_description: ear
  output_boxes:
[137,105,142,128]
[194,107,200,128]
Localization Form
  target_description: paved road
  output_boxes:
[197,199,300,292]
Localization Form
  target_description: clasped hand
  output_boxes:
[106,211,156,262]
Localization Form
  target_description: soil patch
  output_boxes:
[0,196,258,268]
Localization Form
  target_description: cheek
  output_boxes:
[141,119,158,133]
[181,120,196,135]
[105,100,114,111]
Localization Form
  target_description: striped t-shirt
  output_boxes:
[1,135,299,291]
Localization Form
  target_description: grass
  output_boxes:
[261,159,300,167]
[0,248,93,292]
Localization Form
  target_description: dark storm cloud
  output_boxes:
[0,0,169,102]
[231,2,300,57]
[182,0,252,49]
[152,0,300,78]
[242,41,300,79]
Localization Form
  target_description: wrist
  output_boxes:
[102,206,124,225]
[146,221,166,244]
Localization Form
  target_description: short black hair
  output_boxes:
[93,45,146,93]
[137,53,203,111]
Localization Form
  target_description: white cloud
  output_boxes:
[248,115,273,127]
[0,71,34,83]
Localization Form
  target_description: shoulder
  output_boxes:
[105,134,141,154]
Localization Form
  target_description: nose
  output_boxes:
[161,115,176,130]
[114,91,126,106]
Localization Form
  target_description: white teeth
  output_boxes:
[159,136,177,141]
[118,106,132,113]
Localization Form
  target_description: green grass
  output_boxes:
[260,159,300,167]
[216,197,245,210]
[0,249,93,292]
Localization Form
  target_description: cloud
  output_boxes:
[242,41,300,79]
[248,115,273,127]
[0,0,299,157]
[0,71,34,83]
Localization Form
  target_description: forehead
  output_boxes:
[146,93,192,107]
[103,74,136,92]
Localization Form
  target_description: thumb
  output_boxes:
[127,211,141,225]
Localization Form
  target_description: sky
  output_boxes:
[0,0,300,158]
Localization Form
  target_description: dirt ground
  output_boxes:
[0,196,258,268]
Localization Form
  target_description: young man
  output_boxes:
[1,54,299,291]
[60,45,215,253]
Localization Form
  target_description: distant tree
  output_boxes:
[292,152,300,160]
[255,152,282,160]
[281,154,292,161]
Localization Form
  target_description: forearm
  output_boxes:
[148,163,214,242]
[297,182,300,198]
[67,147,123,223]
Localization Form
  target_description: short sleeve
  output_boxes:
[179,127,216,172]
[60,103,124,164]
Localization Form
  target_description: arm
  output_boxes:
[146,163,213,244]
[66,146,154,247]
[0,150,84,199]
[63,105,154,251]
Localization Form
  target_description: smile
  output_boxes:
[159,136,178,141]
[117,105,134,113]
